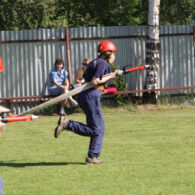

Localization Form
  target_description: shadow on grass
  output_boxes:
[0,161,85,167]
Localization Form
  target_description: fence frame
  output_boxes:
[0,24,195,114]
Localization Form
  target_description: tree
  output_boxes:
[58,0,143,27]
[0,0,194,31]
[143,0,160,104]
[139,0,195,25]
[160,0,195,25]
[0,0,67,30]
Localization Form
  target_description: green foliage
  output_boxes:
[0,0,142,30]
[0,0,67,30]
[110,63,128,106]
[0,0,194,30]
[58,0,143,27]
[160,0,195,25]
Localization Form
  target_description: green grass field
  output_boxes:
[0,106,195,195]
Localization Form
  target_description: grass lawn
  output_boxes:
[0,106,195,195]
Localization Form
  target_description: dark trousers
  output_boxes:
[66,89,105,158]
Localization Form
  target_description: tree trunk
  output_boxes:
[143,0,160,104]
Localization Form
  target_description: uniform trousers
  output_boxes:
[66,89,105,158]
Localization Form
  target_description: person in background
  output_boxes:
[54,40,118,164]
[48,58,78,116]
[74,58,90,88]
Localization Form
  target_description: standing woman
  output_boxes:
[54,41,118,164]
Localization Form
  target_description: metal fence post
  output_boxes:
[65,28,72,85]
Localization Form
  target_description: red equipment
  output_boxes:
[0,112,38,137]
[116,65,150,76]
[97,40,117,53]
[128,65,150,72]
[0,58,3,72]
[105,87,117,94]
[0,115,38,123]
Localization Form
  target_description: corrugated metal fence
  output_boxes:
[0,24,195,114]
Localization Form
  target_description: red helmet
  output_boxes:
[97,40,117,53]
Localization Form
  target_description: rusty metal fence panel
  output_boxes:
[0,24,194,114]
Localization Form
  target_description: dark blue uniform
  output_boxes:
[66,58,110,158]
[0,176,3,195]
